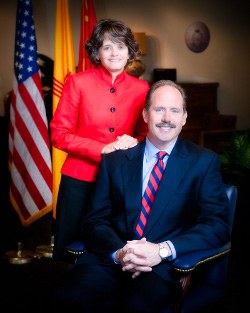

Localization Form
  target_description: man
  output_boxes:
[54,80,230,313]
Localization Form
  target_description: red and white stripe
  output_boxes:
[9,72,52,225]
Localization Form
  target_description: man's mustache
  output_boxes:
[156,122,176,128]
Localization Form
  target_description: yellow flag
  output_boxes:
[52,0,76,218]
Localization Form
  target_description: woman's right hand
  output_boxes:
[101,134,138,154]
[101,142,118,154]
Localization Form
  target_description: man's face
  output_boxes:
[143,85,187,149]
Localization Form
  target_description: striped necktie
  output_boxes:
[135,151,167,238]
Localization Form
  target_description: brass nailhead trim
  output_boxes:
[173,249,230,273]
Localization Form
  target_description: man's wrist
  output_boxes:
[158,242,172,260]
[111,249,120,264]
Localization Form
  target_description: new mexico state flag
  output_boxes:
[52,0,76,218]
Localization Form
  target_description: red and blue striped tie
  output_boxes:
[135,151,167,238]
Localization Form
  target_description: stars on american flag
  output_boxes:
[14,0,39,83]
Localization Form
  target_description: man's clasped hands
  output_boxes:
[116,237,162,279]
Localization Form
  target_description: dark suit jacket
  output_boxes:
[81,137,230,283]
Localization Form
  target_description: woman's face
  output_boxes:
[98,35,129,76]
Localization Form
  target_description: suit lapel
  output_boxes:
[122,142,145,236]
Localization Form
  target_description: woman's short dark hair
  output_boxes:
[85,19,140,66]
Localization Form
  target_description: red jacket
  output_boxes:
[50,65,149,182]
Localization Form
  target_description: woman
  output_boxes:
[50,19,149,261]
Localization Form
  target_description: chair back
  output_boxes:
[224,184,237,231]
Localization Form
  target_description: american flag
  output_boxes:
[8,0,52,226]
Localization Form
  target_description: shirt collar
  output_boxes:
[145,137,176,162]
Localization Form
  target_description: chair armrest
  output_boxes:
[172,242,231,273]
[66,240,86,255]
[66,240,232,271]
